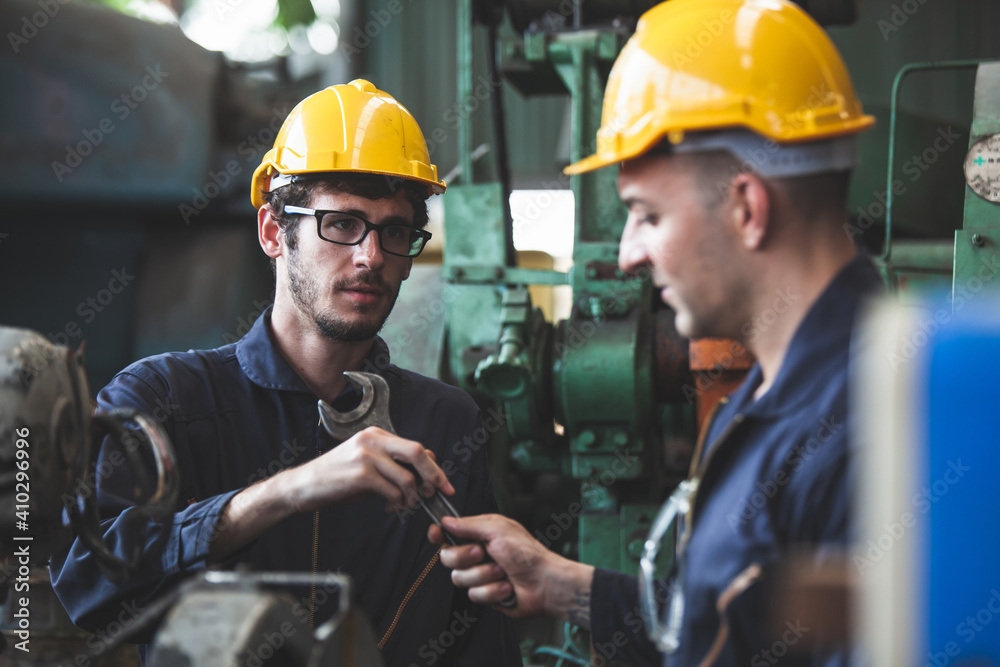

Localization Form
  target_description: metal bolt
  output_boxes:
[585,266,599,279]
[578,429,596,449]
[627,538,645,560]
[494,267,505,280]
[453,267,465,279]
[973,233,986,247]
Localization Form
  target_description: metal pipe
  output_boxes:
[882,59,992,261]
[457,0,474,185]
[887,240,955,271]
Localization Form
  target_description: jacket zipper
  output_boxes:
[377,547,442,650]
[310,507,320,629]
[697,563,764,667]
[682,399,745,551]
[683,401,763,666]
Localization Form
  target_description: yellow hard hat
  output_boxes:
[565,0,875,175]
[251,79,446,208]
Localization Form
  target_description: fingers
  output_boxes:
[438,514,507,542]
[466,580,516,608]
[365,427,455,497]
[450,561,506,589]
[427,523,448,546]
[438,542,485,569]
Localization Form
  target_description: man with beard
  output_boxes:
[50,80,521,667]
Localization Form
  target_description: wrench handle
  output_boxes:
[402,463,518,609]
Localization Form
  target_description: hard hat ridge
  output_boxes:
[565,0,875,176]
[251,79,446,209]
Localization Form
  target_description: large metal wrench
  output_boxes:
[317,371,517,609]
[318,371,464,533]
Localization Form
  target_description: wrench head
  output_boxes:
[318,371,394,441]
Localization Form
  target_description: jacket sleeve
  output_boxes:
[590,568,664,667]
[49,367,238,634]
[447,409,523,666]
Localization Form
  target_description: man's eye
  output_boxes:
[383,226,408,240]
[327,217,361,232]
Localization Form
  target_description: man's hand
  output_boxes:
[287,426,453,513]
[429,514,595,629]
[210,426,453,561]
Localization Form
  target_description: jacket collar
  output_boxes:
[723,251,884,419]
[235,306,391,393]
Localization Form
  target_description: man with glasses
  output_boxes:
[433,1,882,665]
[50,80,521,667]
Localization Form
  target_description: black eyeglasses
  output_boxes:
[283,206,432,258]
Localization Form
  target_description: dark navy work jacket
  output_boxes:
[50,309,521,667]
[591,253,884,666]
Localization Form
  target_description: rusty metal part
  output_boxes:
[688,339,755,429]
[652,307,693,403]
[0,327,177,578]
[149,572,381,667]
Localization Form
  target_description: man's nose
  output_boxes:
[354,228,385,269]
[618,219,648,275]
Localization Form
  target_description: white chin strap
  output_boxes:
[671,130,860,178]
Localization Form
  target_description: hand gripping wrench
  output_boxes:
[318,371,517,609]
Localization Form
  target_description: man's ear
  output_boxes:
[728,172,771,251]
[259,205,283,259]
[402,258,412,281]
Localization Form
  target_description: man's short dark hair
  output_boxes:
[262,172,430,272]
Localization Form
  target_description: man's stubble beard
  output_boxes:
[286,245,400,343]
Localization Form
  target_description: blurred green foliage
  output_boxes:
[80,0,319,29]
[275,0,316,29]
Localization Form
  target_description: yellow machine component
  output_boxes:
[565,0,876,175]
[250,79,446,208]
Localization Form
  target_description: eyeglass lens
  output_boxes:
[319,212,424,256]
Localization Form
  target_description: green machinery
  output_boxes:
[874,60,1000,298]
[439,2,688,586]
